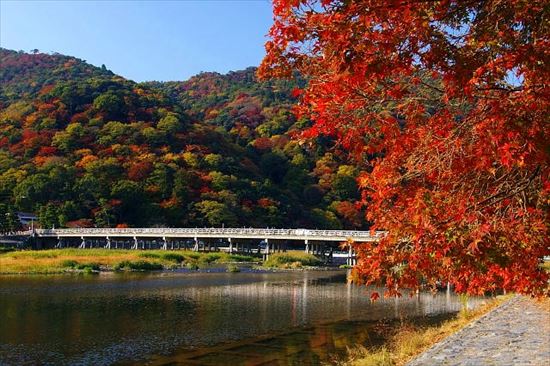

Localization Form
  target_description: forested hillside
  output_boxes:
[0,48,364,230]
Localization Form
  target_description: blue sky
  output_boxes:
[0,1,274,82]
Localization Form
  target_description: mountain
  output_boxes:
[0,48,364,230]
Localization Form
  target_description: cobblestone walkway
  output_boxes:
[407,296,550,366]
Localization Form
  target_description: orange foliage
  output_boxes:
[260,0,549,296]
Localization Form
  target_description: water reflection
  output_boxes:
[0,271,483,365]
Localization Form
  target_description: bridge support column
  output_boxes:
[347,246,353,266]
[105,237,111,249]
[228,238,233,253]
[264,238,270,260]
[305,239,309,253]
[56,237,62,249]
[193,237,199,251]
[162,237,168,250]
[132,236,138,250]
[79,236,86,249]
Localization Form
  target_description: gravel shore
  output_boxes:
[407,296,550,366]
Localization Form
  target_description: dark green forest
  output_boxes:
[0,48,364,230]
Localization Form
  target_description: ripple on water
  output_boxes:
[0,271,484,365]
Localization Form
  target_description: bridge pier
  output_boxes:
[79,236,86,249]
[263,238,270,260]
[193,237,199,252]
[346,247,357,266]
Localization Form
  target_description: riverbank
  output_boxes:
[0,248,258,274]
[407,296,550,366]
[336,295,511,366]
[0,248,323,274]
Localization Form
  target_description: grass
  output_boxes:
[0,248,260,274]
[263,251,322,268]
[334,296,509,366]
[226,264,241,273]
[114,260,163,271]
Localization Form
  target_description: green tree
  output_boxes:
[94,198,116,227]
[331,174,359,201]
[157,113,183,134]
[111,180,150,226]
[93,92,126,120]
[38,203,61,229]
[194,200,237,227]
[259,152,288,183]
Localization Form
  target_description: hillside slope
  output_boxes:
[0,49,364,230]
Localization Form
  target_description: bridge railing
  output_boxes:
[34,227,385,239]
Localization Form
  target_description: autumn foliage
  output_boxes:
[0,48,366,231]
[259,0,549,296]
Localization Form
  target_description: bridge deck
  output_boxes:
[32,228,383,242]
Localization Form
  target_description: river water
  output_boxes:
[0,270,482,365]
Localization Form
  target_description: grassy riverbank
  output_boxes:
[0,248,329,274]
[334,296,509,366]
[263,251,322,268]
[0,248,259,274]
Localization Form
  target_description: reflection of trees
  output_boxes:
[0,273,487,364]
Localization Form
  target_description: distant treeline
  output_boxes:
[0,48,365,230]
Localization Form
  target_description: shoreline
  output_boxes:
[0,248,332,275]
[335,295,521,366]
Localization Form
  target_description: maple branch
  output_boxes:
[475,166,541,211]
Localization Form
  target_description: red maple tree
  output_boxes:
[259,0,549,297]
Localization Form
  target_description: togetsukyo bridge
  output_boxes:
[23,227,385,264]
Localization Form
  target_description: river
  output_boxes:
[0,270,482,365]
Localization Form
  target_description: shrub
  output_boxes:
[114,260,163,271]
[227,264,241,273]
[264,252,322,268]
[161,253,184,263]
[199,253,222,264]
[61,259,79,268]
[76,262,100,271]
[186,253,201,260]
[228,254,256,262]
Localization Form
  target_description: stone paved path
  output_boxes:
[407,296,550,366]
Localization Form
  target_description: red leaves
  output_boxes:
[127,161,153,181]
[370,292,380,302]
[261,0,550,297]
[291,87,302,98]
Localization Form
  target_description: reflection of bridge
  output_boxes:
[27,228,385,264]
